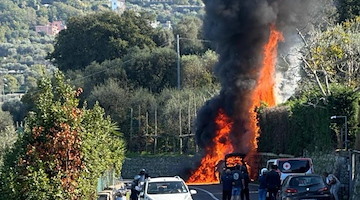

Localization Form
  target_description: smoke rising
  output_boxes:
[196,0,314,153]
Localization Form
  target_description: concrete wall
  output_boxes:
[121,154,202,179]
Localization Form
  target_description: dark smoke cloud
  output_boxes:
[196,0,314,153]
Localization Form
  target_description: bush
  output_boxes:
[0,71,126,200]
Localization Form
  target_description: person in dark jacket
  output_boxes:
[258,168,268,200]
[266,165,281,200]
[240,166,250,200]
[138,168,150,182]
[221,169,233,200]
[232,165,245,200]
[130,175,141,200]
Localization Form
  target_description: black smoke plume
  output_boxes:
[196,0,314,153]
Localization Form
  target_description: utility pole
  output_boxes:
[176,34,181,89]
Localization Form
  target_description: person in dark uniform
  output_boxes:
[258,168,268,200]
[221,169,233,200]
[232,165,245,200]
[266,165,281,200]
[138,168,150,182]
[130,175,141,200]
[240,166,250,200]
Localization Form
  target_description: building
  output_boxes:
[35,21,66,36]
[111,0,126,13]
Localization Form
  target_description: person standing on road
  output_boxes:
[138,168,150,182]
[323,172,341,200]
[258,168,268,200]
[231,165,245,200]
[221,168,234,200]
[130,175,141,200]
[240,166,250,200]
[266,165,281,200]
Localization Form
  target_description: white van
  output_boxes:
[266,158,314,182]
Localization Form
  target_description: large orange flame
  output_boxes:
[249,25,284,149]
[187,25,283,184]
[187,109,233,184]
[246,25,284,177]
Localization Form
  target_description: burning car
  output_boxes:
[224,153,246,171]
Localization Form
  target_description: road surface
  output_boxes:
[189,183,259,200]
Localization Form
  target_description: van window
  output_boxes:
[278,160,310,173]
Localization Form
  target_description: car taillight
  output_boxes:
[318,187,328,192]
[285,188,298,193]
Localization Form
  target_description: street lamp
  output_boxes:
[330,115,348,150]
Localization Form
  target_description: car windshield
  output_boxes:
[278,160,310,173]
[97,194,108,200]
[147,181,188,194]
[289,176,324,187]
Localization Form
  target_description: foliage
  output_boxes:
[1,99,28,123]
[123,47,177,93]
[3,74,20,93]
[0,109,17,166]
[300,16,360,95]
[0,71,125,200]
[69,58,128,99]
[86,82,219,153]
[181,49,218,88]
[258,85,359,155]
[336,0,360,22]
[173,15,208,55]
[48,11,157,71]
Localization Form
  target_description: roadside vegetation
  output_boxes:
[0,0,359,198]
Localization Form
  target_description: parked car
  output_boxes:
[97,188,117,200]
[279,174,332,200]
[139,176,197,200]
[267,158,314,182]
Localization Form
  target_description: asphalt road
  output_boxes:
[189,183,259,200]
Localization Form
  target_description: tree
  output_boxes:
[87,78,131,127]
[0,110,17,167]
[72,58,128,99]
[336,0,360,22]
[3,74,19,93]
[300,16,360,96]
[123,47,177,93]
[48,11,157,71]
[0,71,126,200]
[1,99,27,123]
[173,15,207,55]
[181,50,218,88]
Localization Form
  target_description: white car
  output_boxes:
[139,176,197,200]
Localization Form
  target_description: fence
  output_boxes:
[350,150,360,200]
[96,169,119,192]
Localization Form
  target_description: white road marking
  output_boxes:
[190,186,219,200]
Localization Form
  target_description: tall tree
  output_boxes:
[173,15,207,55]
[0,71,126,200]
[0,110,17,167]
[300,16,360,96]
[123,47,177,93]
[48,11,157,71]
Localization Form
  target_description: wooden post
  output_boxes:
[154,107,158,154]
[179,106,182,154]
[130,107,133,150]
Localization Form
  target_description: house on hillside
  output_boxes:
[111,0,126,14]
[35,21,66,36]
